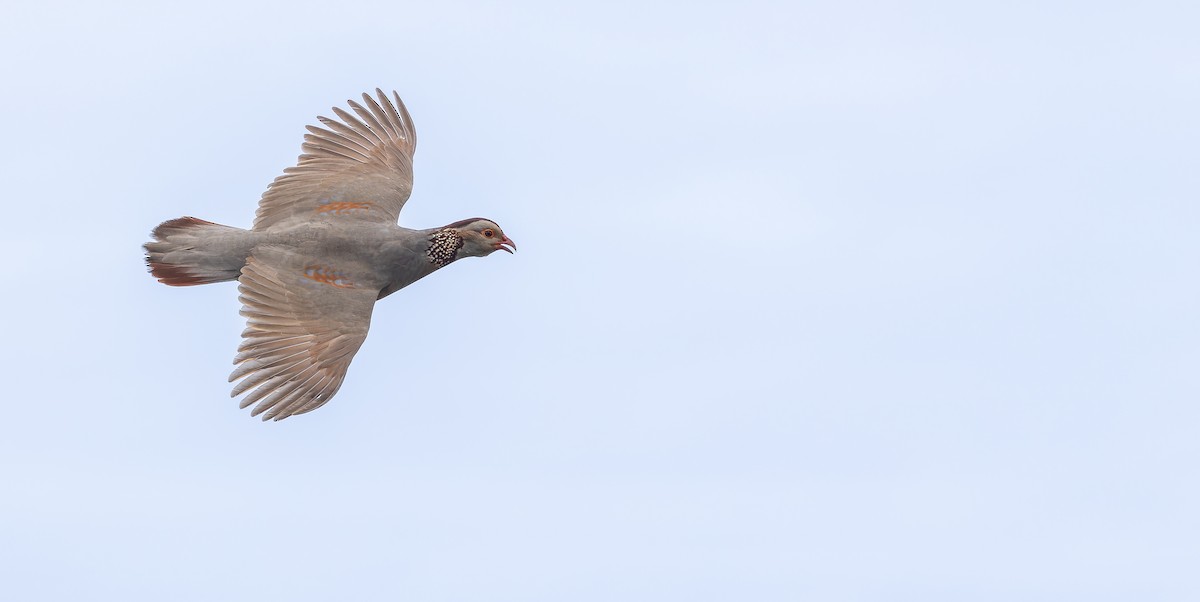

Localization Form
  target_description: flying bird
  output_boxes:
[144,89,515,421]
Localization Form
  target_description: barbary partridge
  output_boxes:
[144,89,515,421]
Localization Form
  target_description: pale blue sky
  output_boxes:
[2,1,1198,600]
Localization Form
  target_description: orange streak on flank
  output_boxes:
[303,265,354,288]
[315,201,372,215]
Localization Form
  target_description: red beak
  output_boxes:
[496,236,516,254]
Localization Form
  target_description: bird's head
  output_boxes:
[449,218,516,258]
[426,218,515,267]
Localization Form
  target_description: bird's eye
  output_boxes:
[482,229,495,238]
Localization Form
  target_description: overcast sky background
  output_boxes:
[2,1,1198,600]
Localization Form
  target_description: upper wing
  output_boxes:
[252,89,418,231]
[229,247,380,421]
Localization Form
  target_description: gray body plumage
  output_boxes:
[144,90,514,421]
[149,221,446,297]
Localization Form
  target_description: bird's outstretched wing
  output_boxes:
[229,246,379,421]
[252,89,418,231]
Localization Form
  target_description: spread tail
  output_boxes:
[144,217,245,286]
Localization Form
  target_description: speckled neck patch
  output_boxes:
[426,229,464,266]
